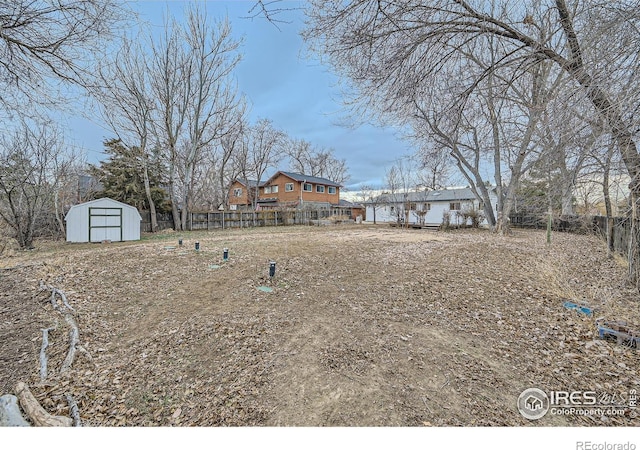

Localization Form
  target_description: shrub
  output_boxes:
[441,211,451,231]
[457,206,486,228]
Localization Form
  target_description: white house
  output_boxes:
[364,187,498,226]
[65,198,142,243]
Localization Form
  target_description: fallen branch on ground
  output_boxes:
[40,281,74,311]
[39,327,54,382]
[60,314,79,374]
[15,382,72,427]
[31,282,84,426]
[65,393,82,427]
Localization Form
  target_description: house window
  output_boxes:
[233,188,242,197]
[271,185,279,193]
[328,186,336,194]
[423,203,431,211]
[450,202,461,211]
[264,186,272,194]
[316,185,325,193]
[285,183,294,192]
[390,206,395,213]
[303,183,312,192]
[409,202,417,211]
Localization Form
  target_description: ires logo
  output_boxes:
[518,388,630,420]
[549,391,598,406]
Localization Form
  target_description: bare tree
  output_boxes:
[384,159,417,227]
[241,118,285,211]
[217,113,247,209]
[53,161,91,236]
[0,123,75,248]
[150,6,242,230]
[287,138,312,174]
[0,0,127,117]
[95,37,160,231]
[286,138,349,184]
[578,135,626,254]
[149,12,190,230]
[384,165,401,225]
[415,145,451,191]
[304,1,640,285]
[179,7,243,230]
[357,184,383,224]
[412,57,550,233]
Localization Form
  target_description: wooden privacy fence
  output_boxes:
[139,211,174,233]
[592,215,636,258]
[140,209,335,232]
[509,213,636,258]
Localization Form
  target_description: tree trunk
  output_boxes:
[555,0,640,285]
[53,190,66,238]
[602,160,614,256]
[171,200,181,232]
[180,202,188,231]
[629,193,640,290]
[167,160,181,232]
[560,183,574,216]
[141,163,158,232]
[496,187,521,235]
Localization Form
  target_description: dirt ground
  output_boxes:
[1,224,639,426]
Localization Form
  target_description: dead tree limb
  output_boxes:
[54,287,74,311]
[38,281,80,374]
[39,327,54,382]
[65,393,82,427]
[60,314,79,374]
[39,280,75,311]
[32,281,83,425]
[15,382,72,427]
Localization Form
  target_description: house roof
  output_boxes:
[234,178,265,188]
[367,187,482,204]
[338,199,364,208]
[269,171,342,187]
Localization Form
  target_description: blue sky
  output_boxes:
[67,0,414,190]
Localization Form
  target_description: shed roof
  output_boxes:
[64,197,141,220]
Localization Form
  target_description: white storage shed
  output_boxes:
[65,198,142,243]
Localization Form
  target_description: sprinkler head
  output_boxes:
[269,261,276,278]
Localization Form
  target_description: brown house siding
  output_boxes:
[258,173,340,207]
[228,180,254,208]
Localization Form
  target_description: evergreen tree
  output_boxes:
[90,139,170,212]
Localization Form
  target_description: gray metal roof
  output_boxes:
[338,199,364,208]
[368,187,480,204]
[235,178,265,188]
[277,171,342,187]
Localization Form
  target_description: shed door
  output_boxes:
[89,207,123,242]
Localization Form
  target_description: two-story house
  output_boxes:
[228,178,263,210]
[228,171,341,210]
